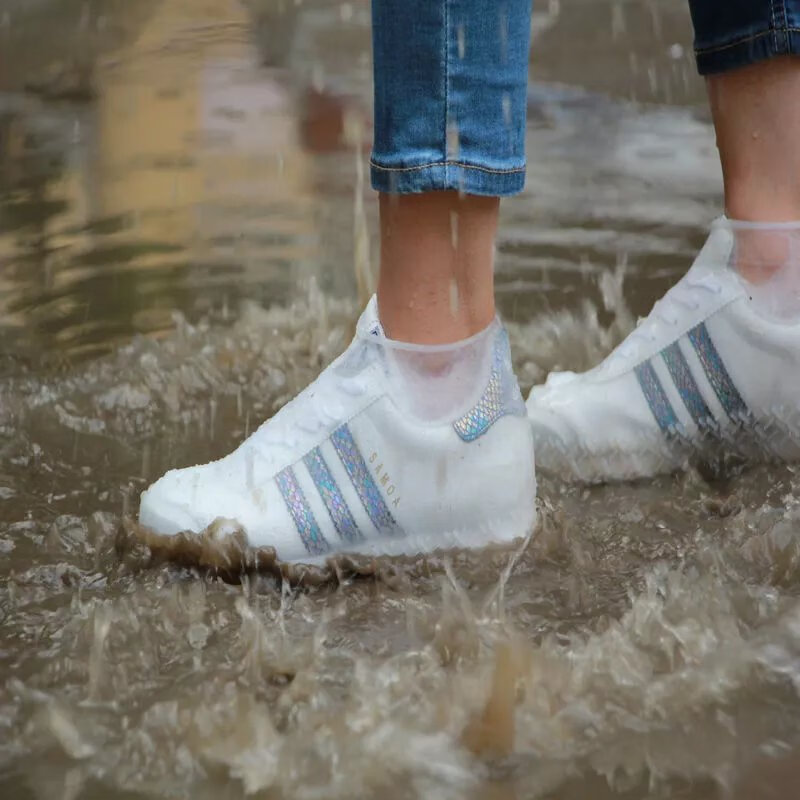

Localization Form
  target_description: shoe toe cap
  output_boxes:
[527,374,685,481]
[138,468,206,536]
[542,369,579,391]
[137,464,302,556]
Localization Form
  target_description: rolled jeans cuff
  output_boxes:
[370,158,526,196]
[689,0,800,74]
[370,0,532,197]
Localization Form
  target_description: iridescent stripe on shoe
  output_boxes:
[454,329,526,442]
[661,342,716,431]
[276,466,330,556]
[454,367,507,442]
[635,360,680,434]
[330,424,399,536]
[303,447,363,544]
[687,322,750,423]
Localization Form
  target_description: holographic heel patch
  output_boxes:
[454,329,526,443]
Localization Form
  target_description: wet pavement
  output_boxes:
[3,1,800,798]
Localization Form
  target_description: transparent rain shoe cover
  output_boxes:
[380,320,498,423]
[729,220,800,321]
[526,217,800,481]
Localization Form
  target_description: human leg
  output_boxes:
[371,0,531,344]
[694,4,800,285]
[706,56,800,224]
[377,192,499,343]
[526,2,800,482]
[138,0,538,562]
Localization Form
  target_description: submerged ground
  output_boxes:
[3,1,800,798]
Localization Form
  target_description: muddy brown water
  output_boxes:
[3,1,800,798]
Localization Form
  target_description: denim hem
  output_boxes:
[695,27,800,74]
[370,159,526,197]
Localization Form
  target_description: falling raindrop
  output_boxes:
[351,113,374,307]
[669,43,684,60]
[681,63,690,92]
[311,63,325,92]
[447,118,460,160]
[88,602,112,701]
[499,5,508,62]
[141,441,151,479]
[648,0,663,40]
[611,3,626,40]
[449,278,460,317]
[647,64,658,95]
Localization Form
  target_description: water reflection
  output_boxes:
[0,0,370,367]
[0,0,722,369]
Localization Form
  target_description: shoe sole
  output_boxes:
[122,506,538,584]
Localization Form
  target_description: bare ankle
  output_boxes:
[377,191,498,344]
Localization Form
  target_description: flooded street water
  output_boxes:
[3,1,800,798]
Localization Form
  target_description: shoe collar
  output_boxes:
[356,294,502,352]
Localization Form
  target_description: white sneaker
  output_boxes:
[139,297,537,564]
[527,219,800,482]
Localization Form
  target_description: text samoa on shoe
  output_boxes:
[369,450,401,508]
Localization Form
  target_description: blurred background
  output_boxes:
[0,0,721,371]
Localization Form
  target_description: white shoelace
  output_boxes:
[293,376,368,436]
[253,369,370,453]
[612,274,724,363]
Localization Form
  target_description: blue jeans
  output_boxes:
[691,0,800,74]
[371,0,800,197]
[370,0,532,196]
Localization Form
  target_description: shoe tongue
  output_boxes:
[356,295,384,338]
[689,220,735,278]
